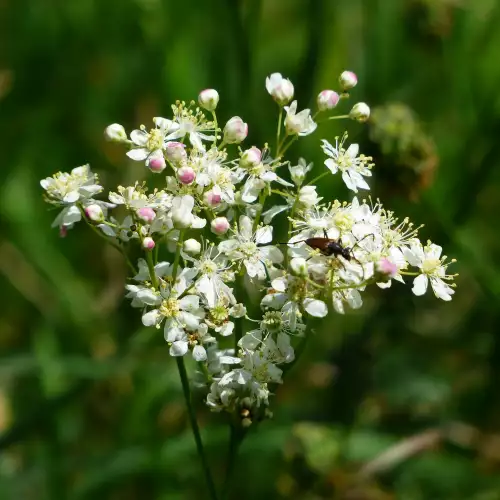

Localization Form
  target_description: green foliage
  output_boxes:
[1,0,500,498]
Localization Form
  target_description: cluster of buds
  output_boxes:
[41,70,456,426]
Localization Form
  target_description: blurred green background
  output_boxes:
[2,0,500,498]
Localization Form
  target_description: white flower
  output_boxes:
[238,161,292,203]
[321,136,373,193]
[127,117,178,165]
[41,164,102,205]
[40,165,103,230]
[218,215,283,280]
[265,73,294,105]
[125,284,161,308]
[289,158,313,186]
[298,185,321,207]
[183,244,236,308]
[284,101,317,136]
[170,195,206,229]
[165,104,215,150]
[404,241,456,301]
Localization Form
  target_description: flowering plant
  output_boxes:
[41,71,457,498]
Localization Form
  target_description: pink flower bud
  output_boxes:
[148,155,166,173]
[349,102,370,122]
[198,89,219,112]
[165,141,187,164]
[376,258,398,280]
[240,147,262,168]
[265,73,294,106]
[204,190,222,207]
[211,216,230,235]
[223,116,248,144]
[317,90,340,111]
[136,207,156,223]
[142,237,155,251]
[339,71,358,90]
[84,204,104,222]
[178,166,196,185]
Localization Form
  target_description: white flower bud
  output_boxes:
[265,73,294,106]
[104,123,127,142]
[198,89,219,112]
[339,71,358,91]
[183,238,202,255]
[229,303,247,318]
[223,116,248,144]
[290,257,308,277]
[84,204,104,222]
[136,207,156,223]
[317,90,340,111]
[211,216,230,235]
[289,158,313,186]
[298,185,320,207]
[165,141,187,164]
[349,102,370,122]
[142,237,155,251]
[171,195,195,229]
[240,147,262,168]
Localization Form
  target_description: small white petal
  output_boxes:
[303,298,328,317]
[192,345,207,361]
[142,309,161,327]
[170,340,189,357]
[126,148,150,161]
[412,274,428,296]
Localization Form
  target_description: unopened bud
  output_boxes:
[204,190,222,207]
[240,147,262,168]
[198,89,219,112]
[183,238,202,255]
[148,155,166,173]
[104,123,127,142]
[211,216,230,235]
[290,257,308,277]
[349,102,370,122]
[339,71,358,91]
[266,73,294,106]
[317,90,340,111]
[142,237,155,251]
[136,207,156,223]
[223,116,248,144]
[84,204,104,222]
[165,141,187,164]
[375,258,398,282]
[178,166,196,185]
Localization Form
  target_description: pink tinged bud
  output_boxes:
[142,237,155,251]
[240,146,262,168]
[223,116,248,144]
[178,166,196,185]
[349,102,371,122]
[339,71,358,90]
[165,141,187,164]
[205,190,222,207]
[211,216,230,235]
[198,88,219,112]
[148,155,166,173]
[376,258,398,279]
[136,207,156,223]
[266,73,294,106]
[317,90,340,111]
[84,204,104,222]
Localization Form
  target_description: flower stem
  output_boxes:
[279,136,298,157]
[146,251,158,289]
[176,357,219,500]
[172,229,185,280]
[306,171,329,186]
[276,107,283,156]
[222,424,245,499]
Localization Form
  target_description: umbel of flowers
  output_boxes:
[41,71,457,498]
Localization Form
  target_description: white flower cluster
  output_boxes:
[40,71,457,426]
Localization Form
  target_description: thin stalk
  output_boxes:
[279,136,298,157]
[222,424,245,499]
[212,111,219,147]
[276,107,283,156]
[146,251,158,289]
[176,357,219,500]
[306,171,329,186]
[172,229,185,280]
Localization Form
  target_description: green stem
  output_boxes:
[176,357,219,500]
[172,229,185,280]
[252,192,267,232]
[222,425,245,499]
[306,171,329,186]
[279,136,298,157]
[212,111,219,147]
[276,107,283,156]
[146,251,158,289]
